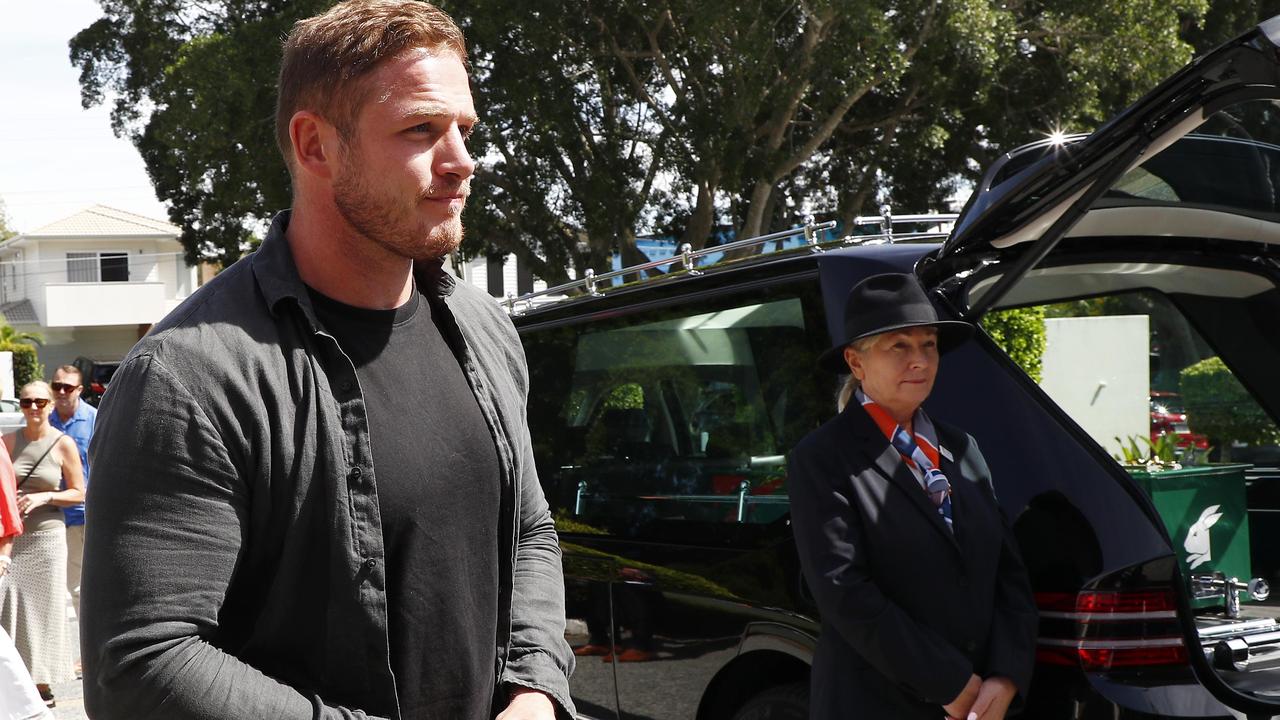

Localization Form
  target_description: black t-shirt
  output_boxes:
[310,285,501,720]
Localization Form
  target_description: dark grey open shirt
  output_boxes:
[80,213,575,719]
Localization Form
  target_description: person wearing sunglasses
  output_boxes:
[0,381,85,708]
[47,366,95,627]
[787,274,1037,720]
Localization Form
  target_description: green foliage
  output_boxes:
[1180,443,1213,468]
[69,0,1210,274]
[981,306,1046,383]
[0,343,43,389]
[0,321,45,389]
[1112,433,1182,470]
[70,1,324,266]
[600,383,644,411]
[1182,0,1280,54]
[1180,356,1279,461]
[0,325,43,348]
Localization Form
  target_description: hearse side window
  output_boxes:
[984,289,1280,607]
[522,285,830,540]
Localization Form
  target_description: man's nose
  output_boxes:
[436,125,475,181]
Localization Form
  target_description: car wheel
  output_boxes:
[731,681,808,720]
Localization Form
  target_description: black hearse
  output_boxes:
[511,17,1280,720]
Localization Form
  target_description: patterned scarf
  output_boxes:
[857,389,953,531]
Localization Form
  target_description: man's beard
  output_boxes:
[332,160,466,262]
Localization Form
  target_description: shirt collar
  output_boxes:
[251,210,458,331]
[855,388,941,457]
[54,400,93,426]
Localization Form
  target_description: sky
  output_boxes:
[0,0,168,234]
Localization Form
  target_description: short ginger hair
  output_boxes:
[274,0,467,171]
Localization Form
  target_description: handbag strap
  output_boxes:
[16,432,64,492]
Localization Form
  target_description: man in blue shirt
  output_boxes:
[50,364,95,621]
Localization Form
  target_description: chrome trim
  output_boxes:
[500,210,959,315]
[1198,618,1279,639]
[1039,610,1178,621]
[1038,637,1185,649]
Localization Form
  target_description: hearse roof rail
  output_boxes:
[500,208,958,315]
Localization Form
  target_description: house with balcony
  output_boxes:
[0,205,199,372]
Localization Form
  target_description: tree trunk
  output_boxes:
[680,174,720,251]
[618,227,652,283]
[739,179,774,241]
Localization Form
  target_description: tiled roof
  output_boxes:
[22,205,179,238]
[0,299,38,325]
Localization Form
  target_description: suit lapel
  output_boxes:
[839,403,960,551]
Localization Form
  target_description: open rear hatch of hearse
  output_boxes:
[925,15,1280,717]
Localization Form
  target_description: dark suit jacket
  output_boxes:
[788,401,1038,719]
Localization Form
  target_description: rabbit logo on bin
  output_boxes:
[1185,504,1223,570]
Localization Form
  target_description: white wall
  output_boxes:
[1039,315,1150,457]
[39,325,144,376]
[456,253,563,299]
[44,282,168,327]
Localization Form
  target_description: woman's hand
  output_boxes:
[942,674,981,719]
[16,491,47,517]
[968,676,1017,720]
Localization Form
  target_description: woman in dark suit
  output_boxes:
[788,273,1038,720]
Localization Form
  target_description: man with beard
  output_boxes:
[78,2,574,719]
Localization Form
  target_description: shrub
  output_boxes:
[981,306,1047,383]
[1180,356,1278,462]
[0,342,43,389]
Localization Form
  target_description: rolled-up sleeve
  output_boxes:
[81,355,385,720]
[498,337,575,718]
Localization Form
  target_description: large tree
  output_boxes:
[71,0,1214,274]
[455,3,674,283]
[71,0,325,265]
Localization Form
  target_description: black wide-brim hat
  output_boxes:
[817,272,974,373]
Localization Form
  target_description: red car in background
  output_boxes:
[1150,390,1209,449]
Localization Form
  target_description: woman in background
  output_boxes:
[0,381,84,708]
[0,436,52,718]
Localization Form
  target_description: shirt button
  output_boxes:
[340,379,353,393]
[348,467,362,483]
[364,558,376,570]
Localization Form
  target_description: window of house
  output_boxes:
[67,252,130,283]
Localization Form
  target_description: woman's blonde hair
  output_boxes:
[19,380,52,400]
[835,335,878,412]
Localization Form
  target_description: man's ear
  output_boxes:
[843,346,863,379]
[290,110,340,181]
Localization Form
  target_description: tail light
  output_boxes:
[1036,589,1188,670]
[90,382,106,395]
